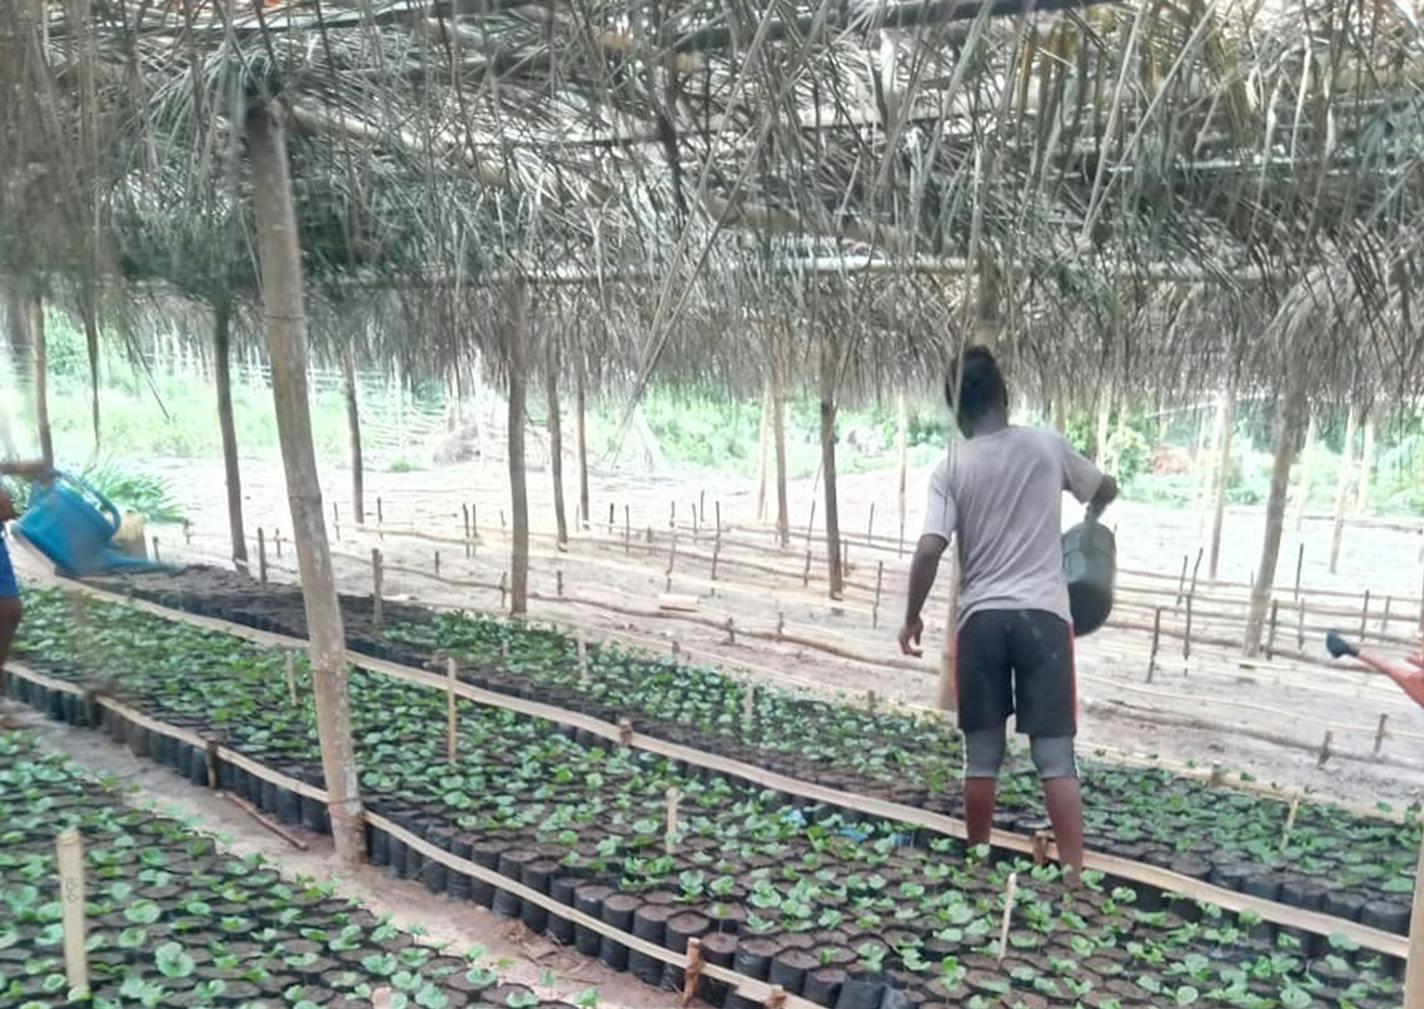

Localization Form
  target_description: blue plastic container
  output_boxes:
[15,471,163,577]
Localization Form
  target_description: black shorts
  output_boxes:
[955,609,1076,736]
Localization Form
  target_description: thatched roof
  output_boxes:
[2,0,1423,402]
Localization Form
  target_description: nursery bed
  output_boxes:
[79,567,1424,935]
[0,730,582,1009]
[4,588,1416,1009]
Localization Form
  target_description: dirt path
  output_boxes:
[55,453,1424,812]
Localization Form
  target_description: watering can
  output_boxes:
[1062,514,1115,637]
[13,471,170,577]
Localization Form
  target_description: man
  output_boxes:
[1,460,50,706]
[1327,630,1424,709]
[898,347,1118,873]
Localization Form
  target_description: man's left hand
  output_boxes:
[898,617,924,657]
[0,488,16,523]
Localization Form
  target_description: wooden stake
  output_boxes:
[556,570,564,598]
[463,504,470,552]
[1031,832,1051,867]
[805,499,817,547]
[1279,792,1302,852]
[711,538,721,581]
[446,657,458,764]
[700,489,706,526]
[1183,594,1193,661]
[766,986,788,1009]
[1316,730,1333,769]
[576,629,588,688]
[151,536,161,564]
[803,550,812,586]
[1189,547,1203,597]
[274,530,282,558]
[1175,554,1188,606]
[624,505,631,554]
[433,550,440,577]
[867,503,875,542]
[499,571,508,610]
[1297,600,1306,648]
[1360,589,1371,640]
[1375,714,1389,758]
[724,618,736,645]
[371,548,383,629]
[607,502,615,535]
[1294,543,1304,599]
[55,829,89,994]
[692,500,699,537]
[285,652,297,707]
[618,717,633,748]
[665,787,681,854]
[1147,607,1162,683]
[257,528,268,585]
[1382,595,1392,634]
[715,500,721,536]
[470,503,477,540]
[377,495,383,533]
[1266,600,1279,660]
[995,872,1019,963]
[682,939,703,1006]
[670,501,676,530]
[873,561,884,628]
[183,520,191,545]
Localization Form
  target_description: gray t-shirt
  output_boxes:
[922,426,1104,628]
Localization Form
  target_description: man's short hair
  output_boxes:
[946,345,1008,422]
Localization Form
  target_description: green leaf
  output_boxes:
[124,900,161,925]
[1174,985,1199,1006]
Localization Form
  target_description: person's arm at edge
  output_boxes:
[0,461,50,478]
[1356,649,1424,709]
[899,534,947,656]
[1087,474,1119,520]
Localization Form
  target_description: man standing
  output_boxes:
[899,347,1117,873]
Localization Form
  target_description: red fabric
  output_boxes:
[1068,623,1078,732]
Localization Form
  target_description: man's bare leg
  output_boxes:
[964,777,997,849]
[1043,777,1085,874]
[0,596,21,727]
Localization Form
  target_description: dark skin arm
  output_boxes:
[1087,474,1119,520]
[1357,649,1424,709]
[898,534,948,656]
[0,461,49,522]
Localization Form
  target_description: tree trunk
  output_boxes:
[819,339,844,599]
[81,295,101,450]
[342,349,365,524]
[1243,368,1309,656]
[246,103,365,864]
[1207,390,1235,580]
[896,388,909,547]
[545,336,568,547]
[1404,832,1424,1009]
[1198,397,1227,538]
[771,328,790,548]
[32,296,53,468]
[1329,405,1358,574]
[506,282,530,614]
[1356,412,1376,514]
[755,380,771,521]
[575,357,590,529]
[213,299,248,565]
[1292,415,1316,531]
[1094,393,1112,463]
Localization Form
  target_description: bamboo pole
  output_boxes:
[1404,835,1424,1009]
[246,101,365,864]
[545,336,569,548]
[575,356,590,530]
[755,380,771,522]
[1292,415,1316,532]
[896,388,909,555]
[506,282,530,615]
[1244,359,1308,657]
[819,339,844,599]
[771,328,790,548]
[342,348,365,525]
[55,829,88,994]
[1329,405,1358,574]
[1356,412,1376,514]
[213,298,248,566]
[32,295,53,467]
[1207,389,1235,580]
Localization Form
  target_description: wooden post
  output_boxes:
[1382,595,1392,635]
[805,499,817,548]
[1329,405,1359,574]
[274,530,283,558]
[257,527,268,584]
[55,829,88,994]
[1297,600,1306,648]
[608,502,615,536]
[1183,593,1194,661]
[896,387,908,557]
[995,872,1018,963]
[715,500,721,536]
[1375,714,1389,758]
[692,500,699,538]
[1401,832,1424,1009]
[1316,730,1333,769]
[682,938,703,1007]
[1175,554,1188,607]
[463,504,471,551]
[434,550,441,577]
[867,503,876,544]
[1207,389,1235,580]
[285,652,298,707]
[1266,600,1279,659]
[770,328,790,548]
[446,657,458,764]
[213,298,249,565]
[183,520,191,546]
[1189,547,1203,597]
[471,504,477,540]
[557,570,564,598]
[377,495,384,533]
[670,501,676,530]
[576,629,588,688]
[371,549,383,630]
[1294,543,1304,599]
[665,787,681,854]
[151,536,161,564]
[499,571,508,610]
[802,550,812,587]
[711,538,721,582]
[756,379,771,522]
[624,505,631,554]
[545,335,569,547]
[342,348,365,525]
[333,502,340,542]
[873,561,884,628]
[1360,590,1371,640]
[819,337,844,599]
[506,282,530,615]
[1279,792,1301,852]
[1147,607,1162,683]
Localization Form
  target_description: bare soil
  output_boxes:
[20,451,1424,813]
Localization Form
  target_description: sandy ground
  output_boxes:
[5,703,685,1009]
[14,446,1424,815]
